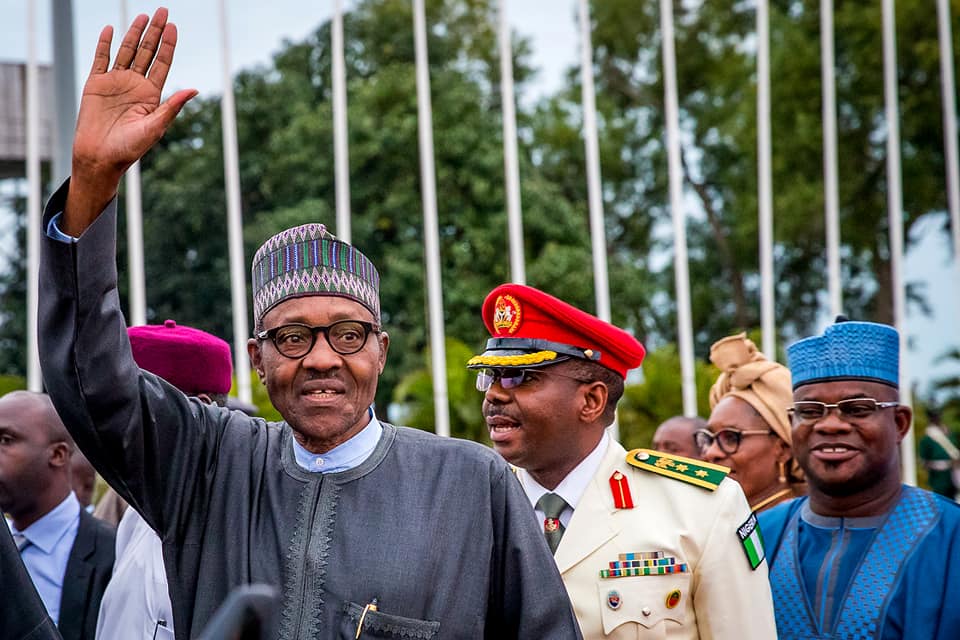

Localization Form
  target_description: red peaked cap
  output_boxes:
[467,284,646,379]
[127,320,233,395]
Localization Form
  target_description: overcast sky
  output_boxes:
[0,0,956,400]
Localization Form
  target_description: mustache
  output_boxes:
[482,405,516,420]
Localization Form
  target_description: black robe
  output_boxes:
[39,181,581,640]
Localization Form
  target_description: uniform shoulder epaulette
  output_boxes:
[625,449,729,491]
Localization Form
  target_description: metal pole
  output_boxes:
[218,0,252,404]
[757,0,775,358]
[936,0,960,279]
[51,0,77,184]
[26,1,42,392]
[499,0,525,284]
[579,0,620,439]
[881,0,915,485]
[821,0,842,318]
[332,0,352,243]
[121,0,147,327]
[578,0,611,324]
[659,0,698,417]
[413,0,451,437]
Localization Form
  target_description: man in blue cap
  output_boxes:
[759,319,960,639]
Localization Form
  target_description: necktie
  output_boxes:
[12,531,30,552]
[536,492,568,555]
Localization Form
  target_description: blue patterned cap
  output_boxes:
[787,320,899,389]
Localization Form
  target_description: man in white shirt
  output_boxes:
[95,319,233,640]
[469,283,778,639]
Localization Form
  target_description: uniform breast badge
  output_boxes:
[665,589,681,609]
[606,590,622,610]
[609,471,634,509]
[599,551,688,578]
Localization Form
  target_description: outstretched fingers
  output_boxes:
[113,13,149,71]
[131,7,170,74]
[88,26,113,76]
[147,23,178,91]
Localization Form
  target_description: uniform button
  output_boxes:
[642,607,652,617]
[314,458,324,468]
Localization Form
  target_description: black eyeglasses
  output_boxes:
[256,321,379,358]
[475,368,589,392]
[694,428,774,455]
[787,399,899,423]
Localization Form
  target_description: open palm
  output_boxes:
[72,8,196,184]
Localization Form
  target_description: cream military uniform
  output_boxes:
[516,437,777,639]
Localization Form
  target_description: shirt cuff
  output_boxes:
[46,213,79,244]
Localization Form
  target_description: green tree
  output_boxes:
[532,0,959,356]
[134,0,599,417]
[617,344,719,451]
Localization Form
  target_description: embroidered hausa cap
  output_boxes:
[787,317,899,389]
[128,320,233,395]
[250,223,380,325]
[467,284,646,378]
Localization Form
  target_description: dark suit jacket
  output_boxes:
[0,521,60,640]
[58,510,115,640]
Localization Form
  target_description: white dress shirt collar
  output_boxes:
[521,431,609,527]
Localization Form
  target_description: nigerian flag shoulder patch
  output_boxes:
[737,512,765,570]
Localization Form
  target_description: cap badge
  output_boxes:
[492,294,522,335]
[606,590,622,610]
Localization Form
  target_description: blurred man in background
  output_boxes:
[651,415,705,459]
[0,391,115,640]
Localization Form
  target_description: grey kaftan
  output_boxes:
[38,182,581,640]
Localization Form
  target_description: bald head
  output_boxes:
[0,391,75,529]
[0,391,72,447]
[652,416,705,460]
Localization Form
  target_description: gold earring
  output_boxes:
[778,461,787,484]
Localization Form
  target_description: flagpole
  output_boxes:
[659,0,698,417]
[413,0,451,437]
[821,0,842,318]
[218,0,252,404]
[881,0,915,485]
[26,1,42,392]
[757,0,775,358]
[499,0,525,284]
[578,0,621,438]
[121,0,147,326]
[936,0,960,284]
[332,0,352,243]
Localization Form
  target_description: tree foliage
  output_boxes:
[1,0,957,437]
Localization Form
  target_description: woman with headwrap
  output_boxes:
[697,333,804,512]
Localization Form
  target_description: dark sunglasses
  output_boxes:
[475,368,589,392]
[694,428,774,455]
[787,398,899,423]
[256,320,379,358]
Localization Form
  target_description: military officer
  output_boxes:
[469,284,777,639]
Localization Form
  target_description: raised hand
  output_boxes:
[64,7,197,236]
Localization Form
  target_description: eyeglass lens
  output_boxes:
[694,429,743,455]
[790,399,892,421]
[271,321,371,357]
[476,369,527,392]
